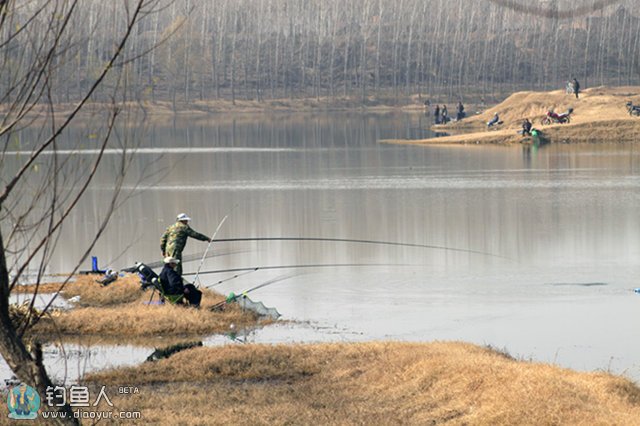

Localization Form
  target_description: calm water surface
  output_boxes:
[5,112,640,383]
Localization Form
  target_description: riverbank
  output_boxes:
[15,275,258,339]
[10,277,640,424]
[79,341,640,425]
[0,95,428,120]
[383,86,640,145]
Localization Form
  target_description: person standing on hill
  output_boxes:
[572,78,580,99]
[160,213,211,276]
[441,105,449,123]
[521,118,532,136]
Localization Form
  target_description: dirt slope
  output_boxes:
[386,86,640,145]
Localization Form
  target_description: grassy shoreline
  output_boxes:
[77,341,640,425]
[16,275,259,339]
[10,277,640,424]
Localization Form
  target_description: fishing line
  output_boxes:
[185,262,423,276]
[139,249,247,270]
[209,236,510,260]
[486,0,620,19]
[204,268,259,288]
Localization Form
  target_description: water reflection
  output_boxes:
[5,113,640,384]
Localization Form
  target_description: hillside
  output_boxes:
[386,86,640,145]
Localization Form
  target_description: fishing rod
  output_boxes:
[193,205,239,287]
[209,236,509,260]
[184,262,422,277]
[204,268,260,288]
[122,249,248,272]
[210,274,294,311]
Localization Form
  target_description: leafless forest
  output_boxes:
[5,0,640,106]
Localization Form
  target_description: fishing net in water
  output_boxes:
[233,294,281,320]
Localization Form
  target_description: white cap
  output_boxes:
[176,213,191,222]
[164,257,180,264]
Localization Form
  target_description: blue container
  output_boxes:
[91,256,98,272]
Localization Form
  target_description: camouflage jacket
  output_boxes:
[160,222,209,257]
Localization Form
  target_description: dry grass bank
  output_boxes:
[14,274,141,306]
[385,86,640,145]
[83,341,640,425]
[18,275,258,339]
[38,301,255,338]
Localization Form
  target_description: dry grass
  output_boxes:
[37,301,255,338]
[14,274,142,306]
[83,341,640,425]
[384,86,640,145]
[20,275,259,338]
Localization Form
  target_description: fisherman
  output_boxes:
[456,101,465,121]
[159,257,202,307]
[572,78,580,99]
[434,105,440,124]
[160,213,211,276]
[521,118,532,136]
[487,112,500,127]
[441,105,449,124]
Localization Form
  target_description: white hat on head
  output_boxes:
[164,257,180,264]
[176,213,191,222]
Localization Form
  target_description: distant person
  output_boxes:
[160,213,211,276]
[441,105,449,123]
[159,257,202,307]
[434,105,440,124]
[487,112,500,127]
[572,78,580,99]
[424,99,431,109]
[456,101,465,121]
[521,118,532,136]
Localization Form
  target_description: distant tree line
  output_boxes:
[4,0,640,106]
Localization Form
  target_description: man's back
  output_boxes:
[159,264,184,294]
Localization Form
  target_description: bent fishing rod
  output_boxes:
[193,204,239,287]
[184,262,424,279]
[208,236,509,260]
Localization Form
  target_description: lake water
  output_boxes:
[5,112,640,383]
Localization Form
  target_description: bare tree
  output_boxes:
[0,1,169,423]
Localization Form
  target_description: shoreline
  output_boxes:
[383,86,640,146]
[10,277,640,423]
[74,341,640,424]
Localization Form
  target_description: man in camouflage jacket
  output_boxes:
[160,213,211,276]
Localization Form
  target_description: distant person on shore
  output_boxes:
[159,257,202,307]
[160,213,211,276]
[572,78,580,99]
[456,102,465,121]
[521,118,532,136]
[434,105,440,124]
[441,105,449,123]
[487,112,500,128]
